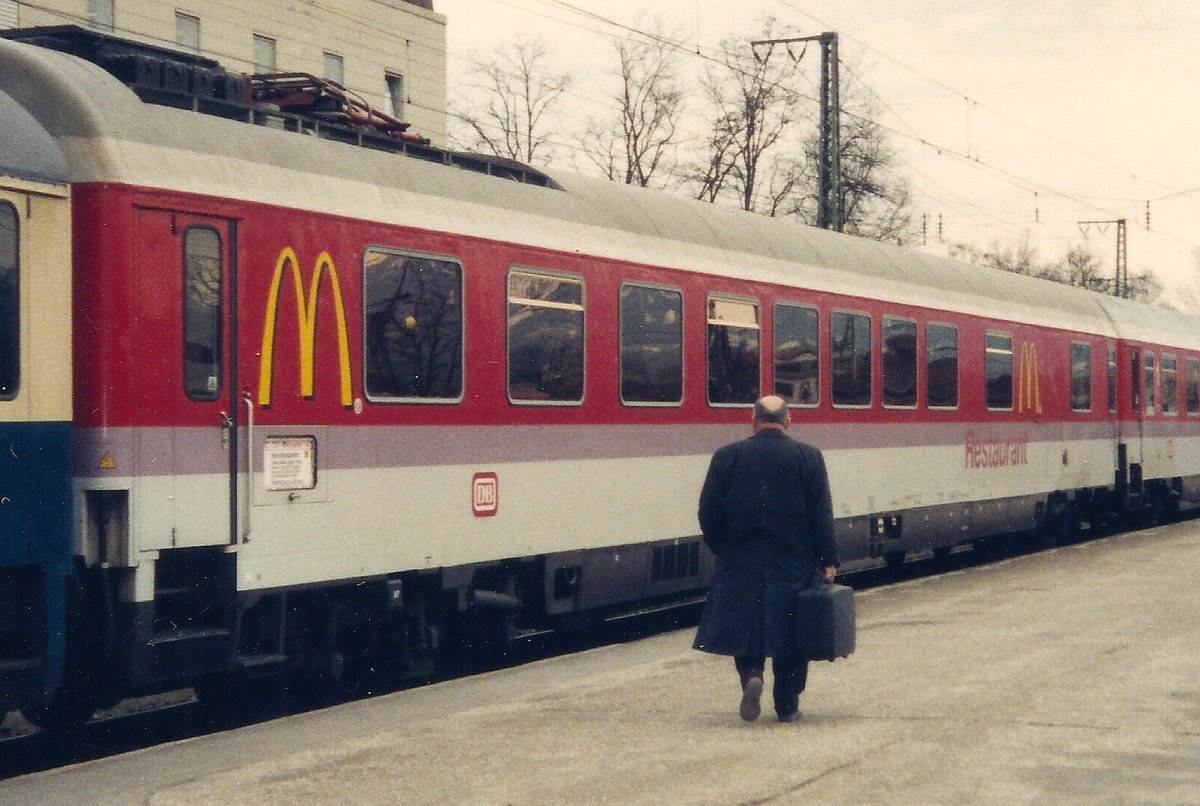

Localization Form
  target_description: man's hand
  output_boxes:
[822,565,837,584]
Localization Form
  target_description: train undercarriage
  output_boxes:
[18,467,1200,731]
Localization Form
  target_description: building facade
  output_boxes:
[1,0,448,145]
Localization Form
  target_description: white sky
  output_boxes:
[435,0,1200,305]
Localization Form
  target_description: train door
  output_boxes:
[1122,345,1145,501]
[134,208,240,549]
[0,182,73,709]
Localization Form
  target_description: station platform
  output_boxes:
[4,522,1199,805]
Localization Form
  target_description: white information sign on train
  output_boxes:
[263,436,317,491]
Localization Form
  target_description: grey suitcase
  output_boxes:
[795,583,855,660]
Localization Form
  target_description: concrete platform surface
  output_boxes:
[5,523,1199,805]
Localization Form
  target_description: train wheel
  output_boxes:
[321,603,381,700]
[1037,497,1076,549]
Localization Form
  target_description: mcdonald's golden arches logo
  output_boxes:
[258,247,353,407]
[1017,341,1041,415]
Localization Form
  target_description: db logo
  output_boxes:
[472,472,499,517]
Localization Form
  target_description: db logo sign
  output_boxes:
[472,472,499,517]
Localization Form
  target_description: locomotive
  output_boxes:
[2,26,1198,729]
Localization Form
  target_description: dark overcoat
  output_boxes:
[692,428,839,658]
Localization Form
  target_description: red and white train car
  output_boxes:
[3,28,1199,721]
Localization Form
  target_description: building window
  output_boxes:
[1070,342,1092,412]
[1144,351,1156,415]
[985,332,1013,410]
[619,284,682,405]
[830,311,871,407]
[364,249,463,402]
[0,202,17,399]
[1162,354,1177,414]
[386,73,405,119]
[323,52,344,85]
[773,303,818,407]
[175,13,200,53]
[183,227,222,401]
[507,270,584,403]
[1186,357,1199,415]
[253,35,277,74]
[89,0,114,30]
[926,323,958,409]
[881,316,917,408]
[0,1,19,29]
[706,296,759,405]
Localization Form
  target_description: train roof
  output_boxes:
[2,35,1196,350]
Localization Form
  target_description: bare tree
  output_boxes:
[451,36,571,166]
[1059,244,1109,292]
[787,69,913,242]
[579,26,685,188]
[685,20,804,211]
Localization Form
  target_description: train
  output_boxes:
[2,25,1199,729]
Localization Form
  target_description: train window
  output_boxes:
[1161,355,1177,415]
[1144,351,1156,415]
[0,202,17,399]
[1130,349,1141,411]
[620,284,682,405]
[882,317,917,408]
[183,227,222,401]
[985,332,1013,410]
[926,323,958,409]
[1107,346,1117,413]
[707,296,759,405]
[831,311,871,407]
[1070,342,1092,412]
[773,303,818,407]
[1187,358,1200,414]
[508,270,584,403]
[364,249,463,402]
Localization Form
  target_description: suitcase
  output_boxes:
[795,583,856,660]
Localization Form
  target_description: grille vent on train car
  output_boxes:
[651,541,701,583]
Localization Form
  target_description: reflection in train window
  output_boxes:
[508,270,584,403]
[882,316,917,408]
[1187,357,1199,415]
[1070,342,1092,412]
[773,303,818,407]
[926,323,958,409]
[620,284,682,405]
[985,332,1013,410]
[707,296,759,405]
[364,249,463,401]
[831,311,871,407]
[1161,354,1177,414]
[183,226,222,401]
[0,202,17,399]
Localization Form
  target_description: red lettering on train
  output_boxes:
[965,430,1030,469]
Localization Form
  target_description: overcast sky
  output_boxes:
[435,0,1200,304]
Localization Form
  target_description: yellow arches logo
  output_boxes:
[1018,341,1042,415]
[258,248,353,407]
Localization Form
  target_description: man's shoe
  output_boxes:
[739,677,763,721]
[777,709,801,723]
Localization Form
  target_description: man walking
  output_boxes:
[693,395,839,722]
